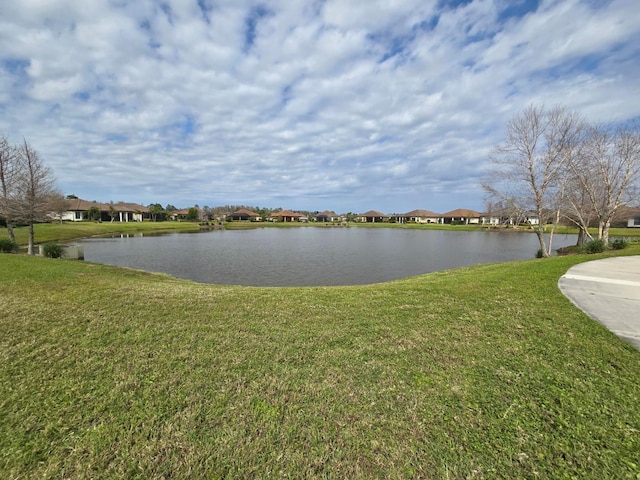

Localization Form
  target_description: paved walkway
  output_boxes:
[558,256,640,350]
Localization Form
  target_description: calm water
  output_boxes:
[76,227,577,286]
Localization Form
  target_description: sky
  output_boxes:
[1,0,639,214]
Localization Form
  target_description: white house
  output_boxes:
[60,198,148,222]
[399,209,441,224]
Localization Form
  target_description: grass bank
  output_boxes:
[228,221,640,237]
[1,242,639,478]
[1,221,202,246]
[3,221,640,247]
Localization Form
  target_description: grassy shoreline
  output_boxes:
[1,224,639,478]
[3,220,640,249]
[1,221,202,246]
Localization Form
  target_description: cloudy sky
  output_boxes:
[1,0,639,213]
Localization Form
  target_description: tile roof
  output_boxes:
[402,209,441,217]
[65,198,148,212]
[65,198,103,211]
[317,210,338,217]
[233,208,260,216]
[271,210,303,217]
[441,208,481,218]
[359,210,387,217]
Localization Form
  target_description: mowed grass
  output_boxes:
[1,246,640,478]
[3,221,201,246]
[3,220,640,243]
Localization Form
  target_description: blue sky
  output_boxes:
[1,0,639,213]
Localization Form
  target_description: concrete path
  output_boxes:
[558,256,640,350]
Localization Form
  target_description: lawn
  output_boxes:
[1,227,639,478]
[3,220,640,244]
[1,221,202,247]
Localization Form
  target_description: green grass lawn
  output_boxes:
[3,221,640,246]
[1,221,202,246]
[1,236,639,479]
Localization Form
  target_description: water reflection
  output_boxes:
[76,227,577,286]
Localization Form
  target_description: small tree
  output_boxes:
[187,207,199,221]
[561,151,596,247]
[0,134,19,243]
[148,203,165,222]
[567,122,640,245]
[46,191,70,224]
[202,205,212,222]
[483,105,584,257]
[13,139,58,255]
[88,205,101,221]
[165,204,177,220]
[108,202,117,222]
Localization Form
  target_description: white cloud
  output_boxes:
[0,0,638,213]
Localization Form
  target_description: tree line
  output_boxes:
[0,134,63,254]
[483,105,640,257]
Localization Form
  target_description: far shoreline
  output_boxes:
[2,220,638,250]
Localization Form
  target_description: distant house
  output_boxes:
[62,198,103,222]
[356,210,388,223]
[109,202,149,222]
[229,208,261,221]
[315,210,340,222]
[172,207,205,221]
[270,210,303,222]
[440,209,482,224]
[480,214,501,226]
[524,214,540,226]
[171,209,189,220]
[480,208,534,226]
[399,209,441,224]
[480,206,512,226]
[61,198,148,222]
[626,208,640,228]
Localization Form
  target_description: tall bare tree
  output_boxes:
[483,105,584,257]
[14,139,58,254]
[561,168,596,246]
[108,202,117,223]
[567,122,640,245]
[46,191,70,224]
[0,134,19,244]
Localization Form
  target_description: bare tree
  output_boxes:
[0,134,19,243]
[46,191,70,224]
[566,122,640,245]
[483,105,584,257]
[561,168,596,246]
[108,202,117,223]
[14,139,58,254]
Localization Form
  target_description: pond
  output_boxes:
[75,227,577,287]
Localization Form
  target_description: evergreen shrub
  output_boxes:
[43,243,64,258]
[611,238,628,250]
[0,238,17,253]
[585,239,605,254]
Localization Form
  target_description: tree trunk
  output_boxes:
[27,222,35,255]
[546,209,562,256]
[6,223,16,244]
[602,219,611,245]
[598,221,605,242]
[535,228,549,257]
